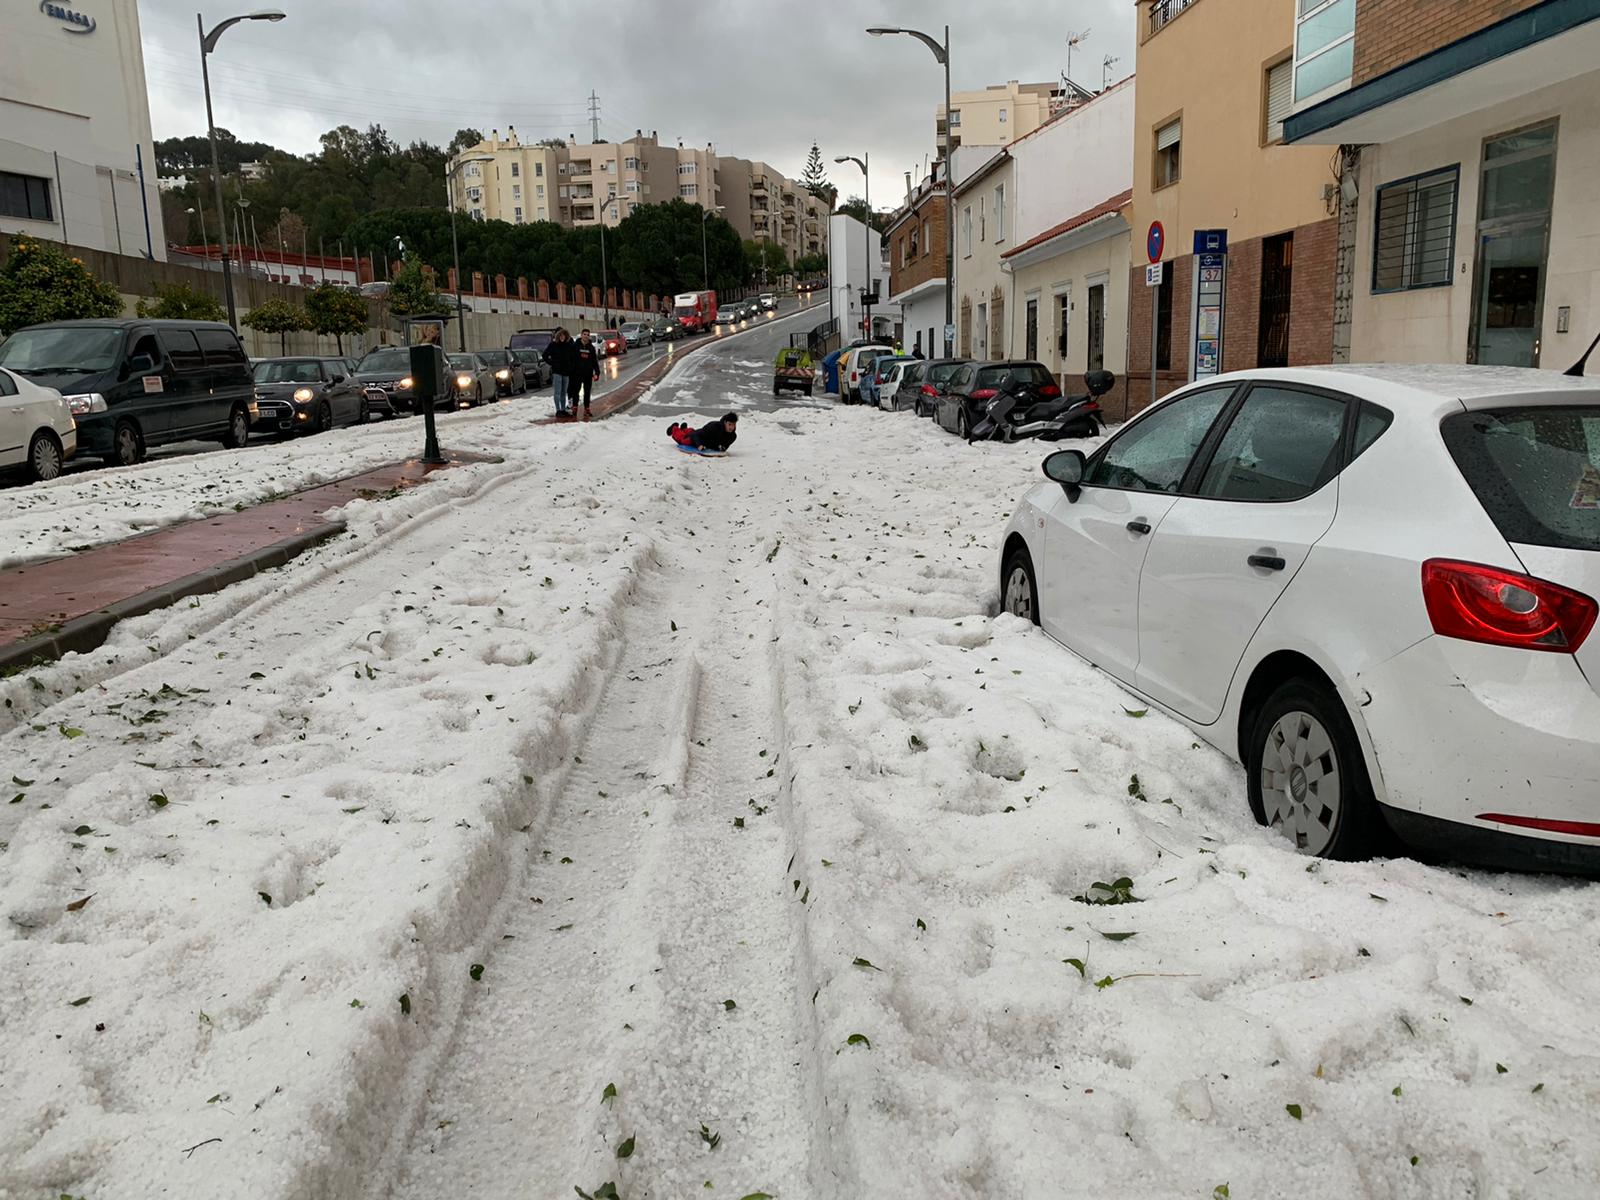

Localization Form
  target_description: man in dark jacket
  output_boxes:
[571,330,601,414]
[667,412,738,453]
[542,329,576,417]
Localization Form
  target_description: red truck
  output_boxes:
[672,290,717,334]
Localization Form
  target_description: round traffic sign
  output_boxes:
[1147,221,1165,264]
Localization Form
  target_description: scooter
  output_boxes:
[968,369,1115,443]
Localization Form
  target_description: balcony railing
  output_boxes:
[1149,0,1197,35]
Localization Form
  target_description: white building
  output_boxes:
[0,0,167,260]
[829,212,897,343]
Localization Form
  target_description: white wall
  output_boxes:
[829,212,896,339]
[1352,70,1599,372]
[0,0,166,259]
[1009,79,1135,248]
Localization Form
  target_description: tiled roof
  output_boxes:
[1000,188,1133,259]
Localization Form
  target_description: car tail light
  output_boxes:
[970,388,998,401]
[1037,383,1062,398]
[920,384,938,396]
[1421,559,1597,653]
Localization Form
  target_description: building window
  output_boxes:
[979,197,986,242]
[535,162,544,177]
[1294,0,1355,103]
[466,186,482,203]
[680,184,698,197]
[538,207,547,220]
[512,184,522,199]
[1372,166,1459,293]
[625,156,639,170]
[1264,57,1293,144]
[536,184,545,198]
[962,205,973,256]
[511,162,520,177]
[626,180,641,193]
[1025,297,1038,359]
[603,162,615,172]
[678,163,696,175]
[922,217,931,256]
[466,163,480,177]
[999,107,1008,124]
[1155,269,1174,371]
[0,171,53,222]
[949,109,961,127]
[994,184,1006,242]
[1155,118,1181,188]
[514,207,524,223]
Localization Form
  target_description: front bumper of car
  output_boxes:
[249,390,318,434]
[1357,634,1600,874]
[356,378,419,412]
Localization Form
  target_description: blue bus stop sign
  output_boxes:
[1147,221,1165,264]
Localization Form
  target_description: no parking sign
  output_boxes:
[1146,221,1164,264]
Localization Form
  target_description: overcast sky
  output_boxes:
[140,0,1134,207]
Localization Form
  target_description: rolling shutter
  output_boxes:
[1156,119,1182,151]
[1265,60,1293,142]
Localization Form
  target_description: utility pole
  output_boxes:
[588,91,601,143]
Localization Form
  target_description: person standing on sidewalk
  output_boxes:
[572,330,601,416]
[543,328,575,417]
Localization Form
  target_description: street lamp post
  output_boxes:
[445,153,494,351]
[199,9,286,330]
[598,194,620,330]
[701,204,725,291]
[834,153,871,341]
[867,24,953,356]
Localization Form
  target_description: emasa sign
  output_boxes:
[40,1,97,34]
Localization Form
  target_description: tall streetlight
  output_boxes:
[445,153,494,350]
[834,153,872,341]
[867,24,953,356]
[199,9,286,330]
[598,194,619,329]
[701,204,725,291]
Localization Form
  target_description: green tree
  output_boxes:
[794,252,828,276]
[306,283,369,354]
[801,142,830,201]
[0,238,123,334]
[388,261,439,317]
[838,196,890,234]
[242,297,313,354]
[447,128,485,156]
[136,282,226,322]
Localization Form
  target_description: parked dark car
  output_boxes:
[652,316,686,342]
[907,358,972,417]
[251,356,368,436]
[509,328,557,357]
[936,361,1059,438]
[354,346,425,415]
[447,353,495,407]
[476,348,526,397]
[0,319,253,466]
[510,348,551,389]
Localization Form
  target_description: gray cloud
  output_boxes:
[144,0,1133,206]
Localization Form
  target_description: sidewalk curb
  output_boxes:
[0,522,345,676]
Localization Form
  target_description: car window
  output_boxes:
[1442,405,1600,553]
[159,329,206,373]
[0,370,17,397]
[1353,403,1393,460]
[1085,386,1234,493]
[930,362,963,385]
[129,333,162,368]
[254,361,323,384]
[195,328,246,367]
[322,359,348,379]
[1197,386,1348,502]
[359,348,409,372]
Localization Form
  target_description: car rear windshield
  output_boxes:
[358,348,410,372]
[254,360,322,384]
[928,362,964,384]
[978,364,1052,388]
[1442,406,1600,553]
[509,332,553,352]
[0,327,123,372]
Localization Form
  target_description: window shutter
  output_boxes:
[1156,119,1182,151]
[1265,60,1293,142]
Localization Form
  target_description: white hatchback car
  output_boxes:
[1000,365,1600,873]
[0,366,76,481]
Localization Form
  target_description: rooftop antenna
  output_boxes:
[1065,29,1091,90]
[1565,327,1600,377]
[1102,54,1120,91]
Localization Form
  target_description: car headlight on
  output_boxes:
[65,392,108,416]
[496,369,510,380]
[400,376,415,390]
[293,387,315,402]
[248,401,260,418]
[456,374,473,389]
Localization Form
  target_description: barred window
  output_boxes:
[1373,166,1458,293]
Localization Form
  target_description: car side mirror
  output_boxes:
[330,373,346,383]
[1043,449,1086,499]
[127,353,156,377]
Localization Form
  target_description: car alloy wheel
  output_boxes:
[28,431,63,482]
[957,408,970,438]
[227,406,250,448]
[1247,679,1384,860]
[318,401,333,432]
[113,421,143,467]
[1001,549,1040,626]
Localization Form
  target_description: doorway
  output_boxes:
[1471,120,1557,367]
[1025,297,1039,360]
[1087,283,1106,372]
[1258,233,1293,368]
[977,301,988,360]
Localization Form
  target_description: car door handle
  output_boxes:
[1248,553,1287,571]
[1126,520,1152,536]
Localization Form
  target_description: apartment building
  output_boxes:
[936,81,1069,152]
[1128,0,1342,410]
[1284,0,1600,374]
[450,133,827,264]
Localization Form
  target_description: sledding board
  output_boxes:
[674,444,728,457]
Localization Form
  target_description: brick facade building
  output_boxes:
[886,176,951,359]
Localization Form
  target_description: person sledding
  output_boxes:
[667,412,739,453]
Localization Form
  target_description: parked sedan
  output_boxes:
[759,293,777,311]
[908,359,973,417]
[446,353,496,407]
[251,356,367,436]
[620,321,653,348]
[0,366,76,481]
[1000,364,1600,873]
[476,348,526,397]
[510,348,552,389]
[713,308,741,329]
[354,346,426,415]
[936,361,1057,438]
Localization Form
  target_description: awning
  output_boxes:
[1285,0,1600,145]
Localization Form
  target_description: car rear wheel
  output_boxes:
[1001,546,1040,626]
[111,420,144,467]
[223,405,251,449]
[1247,679,1385,860]
[27,430,64,482]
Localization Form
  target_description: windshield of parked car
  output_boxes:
[509,332,553,353]
[478,350,509,366]
[0,327,124,373]
[1443,405,1600,552]
[621,323,640,333]
[357,348,410,373]
[253,360,323,384]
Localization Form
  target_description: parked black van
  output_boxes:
[0,319,254,466]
